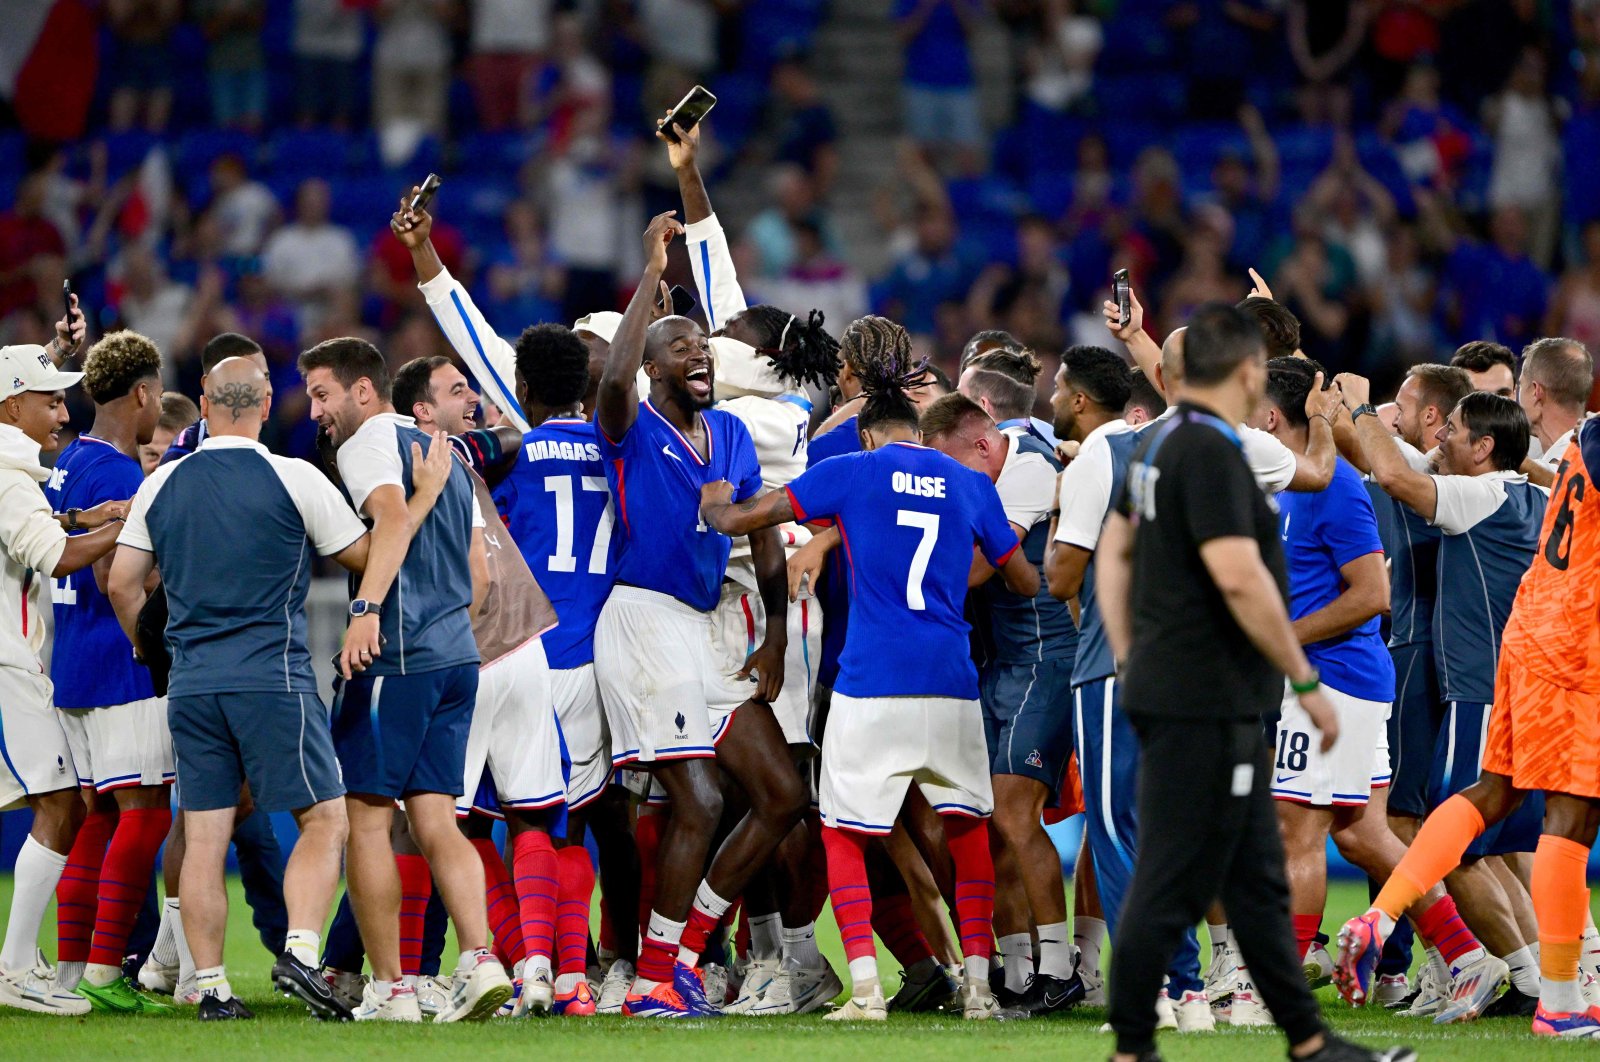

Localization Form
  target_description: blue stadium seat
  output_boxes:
[1095,72,1185,124]
[455,131,543,175]
[739,0,827,69]
[1274,125,1336,174]
[268,129,373,179]
[328,175,403,231]
[1171,124,1250,175]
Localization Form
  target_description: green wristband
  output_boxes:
[1290,670,1321,695]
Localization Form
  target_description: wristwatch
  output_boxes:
[1290,669,1321,695]
[1350,403,1377,423]
[349,600,383,619]
[65,507,81,531]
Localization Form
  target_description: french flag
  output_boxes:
[0,0,97,142]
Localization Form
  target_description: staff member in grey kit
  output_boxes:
[1094,304,1413,1062]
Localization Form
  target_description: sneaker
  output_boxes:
[76,974,175,1013]
[886,959,958,1013]
[961,975,997,1020]
[321,967,365,1011]
[514,967,552,1017]
[417,974,455,1018]
[1081,963,1106,1007]
[1174,990,1216,1032]
[1373,973,1409,1008]
[1532,1002,1600,1038]
[701,963,730,1008]
[598,959,634,1015]
[1433,951,1508,1024]
[354,981,423,1022]
[1154,987,1177,1030]
[824,983,887,1021]
[197,994,254,1020]
[995,971,1085,1020]
[436,954,514,1023]
[625,980,694,1018]
[173,973,199,1006]
[272,951,352,1021]
[1482,985,1539,1018]
[1203,945,1235,1005]
[1228,989,1272,1027]
[753,960,843,1016]
[553,979,596,1016]
[0,961,92,1016]
[1295,1031,1418,1062]
[1303,941,1334,990]
[1400,962,1448,1018]
[1333,912,1385,1006]
[674,962,722,1016]
[724,957,777,1014]
[138,958,179,996]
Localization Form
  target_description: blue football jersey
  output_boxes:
[45,436,154,708]
[805,415,861,687]
[786,442,1021,700]
[1278,458,1395,702]
[598,400,762,613]
[493,417,616,669]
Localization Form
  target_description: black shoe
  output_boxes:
[995,971,1086,1020]
[198,994,255,1021]
[272,951,353,1022]
[1481,985,1540,1018]
[1293,1032,1417,1062]
[994,982,1029,1008]
[1106,1052,1163,1062]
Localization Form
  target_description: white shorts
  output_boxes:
[819,693,993,835]
[706,580,822,747]
[1272,682,1393,807]
[552,663,609,809]
[0,667,77,808]
[60,697,174,793]
[459,639,565,817]
[594,585,717,766]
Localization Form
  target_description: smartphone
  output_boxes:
[1113,268,1131,329]
[669,284,697,318]
[659,85,718,143]
[409,173,443,214]
[62,279,74,322]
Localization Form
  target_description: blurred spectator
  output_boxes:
[1022,0,1103,116]
[896,0,987,161]
[1195,107,1282,272]
[1547,220,1600,356]
[262,179,362,307]
[543,106,637,322]
[1367,0,1444,100]
[1162,215,1243,326]
[1170,0,1280,122]
[767,57,840,191]
[745,165,838,280]
[1303,137,1397,286]
[293,0,365,129]
[106,0,181,133]
[1381,62,1473,191]
[480,202,565,336]
[1485,46,1565,268]
[0,174,66,320]
[469,0,551,131]
[1367,223,1440,371]
[370,215,468,327]
[966,213,1070,353]
[196,0,268,132]
[1276,230,1361,369]
[639,0,719,75]
[752,218,870,348]
[232,262,302,362]
[1437,205,1550,352]
[1288,0,1374,126]
[875,203,983,337]
[112,244,193,371]
[207,155,280,258]
[535,12,613,148]
[372,0,454,159]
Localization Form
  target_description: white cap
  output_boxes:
[0,345,82,401]
[572,311,624,344]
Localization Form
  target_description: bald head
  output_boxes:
[1159,327,1186,396]
[202,356,271,439]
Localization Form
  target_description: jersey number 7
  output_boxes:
[897,509,939,611]
[545,475,614,574]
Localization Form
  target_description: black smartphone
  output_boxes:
[62,279,74,322]
[670,285,697,318]
[1113,268,1131,329]
[409,173,443,214]
[659,85,718,143]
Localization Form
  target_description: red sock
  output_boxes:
[677,884,730,966]
[470,837,524,967]
[395,852,432,978]
[88,806,171,968]
[555,845,595,976]
[1292,913,1321,958]
[635,811,663,940]
[512,830,558,967]
[635,914,681,983]
[57,806,114,964]
[1415,894,1481,966]
[872,892,935,968]
[822,826,876,964]
[734,904,752,962]
[943,815,995,962]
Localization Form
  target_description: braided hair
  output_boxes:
[842,315,924,432]
[737,304,841,391]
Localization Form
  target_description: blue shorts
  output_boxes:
[903,84,984,147]
[1430,700,1545,857]
[169,691,344,813]
[979,658,1074,801]
[1387,643,1444,817]
[331,665,478,800]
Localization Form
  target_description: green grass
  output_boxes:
[0,877,1587,1061]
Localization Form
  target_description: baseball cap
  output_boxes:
[0,345,82,401]
[572,311,623,344]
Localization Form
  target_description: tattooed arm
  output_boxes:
[699,480,796,536]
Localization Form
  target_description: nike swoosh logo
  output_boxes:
[662,445,681,461]
[1042,989,1076,1007]
[1275,774,1297,784]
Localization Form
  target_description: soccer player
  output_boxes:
[1452,341,1518,398]
[593,211,804,1018]
[139,393,199,475]
[43,331,173,1011]
[391,354,572,1016]
[0,343,126,1017]
[1517,338,1592,469]
[300,336,511,1022]
[1123,369,1166,425]
[700,324,1039,1023]
[1337,401,1600,1037]
[940,350,1085,1017]
[1336,374,1547,1022]
[159,333,271,463]
[104,357,420,1021]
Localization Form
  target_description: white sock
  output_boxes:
[1074,916,1106,975]
[847,955,879,994]
[636,911,686,990]
[374,978,400,998]
[781,923,822,969]
[150,898,181,968]
[1206,921,1228,957]
[0,836,66,972]
[526,954,552,979]
[1583,925,1600,974]
[554,971,584,993]
[997,933,1033,993]
[284,929,319,968]
[174,898,195,984]
[1505,944,1540,995]
[456,947,492,975]
[1427,946,1449,983]
[1544,974,1587,1014]
[196,965,232,1001]
[56,961,85,991]
[1037,921,1074,980]
[963,955,989,983]
[677,881,732,967]
[748,913,781,963]
[84,963,121,988]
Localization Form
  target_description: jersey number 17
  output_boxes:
[545,475,614,574]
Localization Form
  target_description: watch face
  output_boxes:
[351,601,368,616]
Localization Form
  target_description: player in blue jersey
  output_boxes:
[701,322,1037,1022]
[41,331,175,1012]
[300,337,512,1023]
[592,212,806,1018]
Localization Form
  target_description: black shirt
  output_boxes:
[1112,401,1289,720]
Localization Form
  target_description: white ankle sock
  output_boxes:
[196,965,232,1002]
[1037,921,1074,980]
[1504,945,1540,995]
[781,923,822,968]
[284,929,320,968]
[1544,975,1586,1014]
[997,933,1033,993]
[0,836,66,972]
[748,913,781,963]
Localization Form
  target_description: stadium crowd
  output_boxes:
[3,2,1600,1059]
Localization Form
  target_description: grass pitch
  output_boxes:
[0,877,1583,1061]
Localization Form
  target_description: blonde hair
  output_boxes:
[83,330,162,404]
